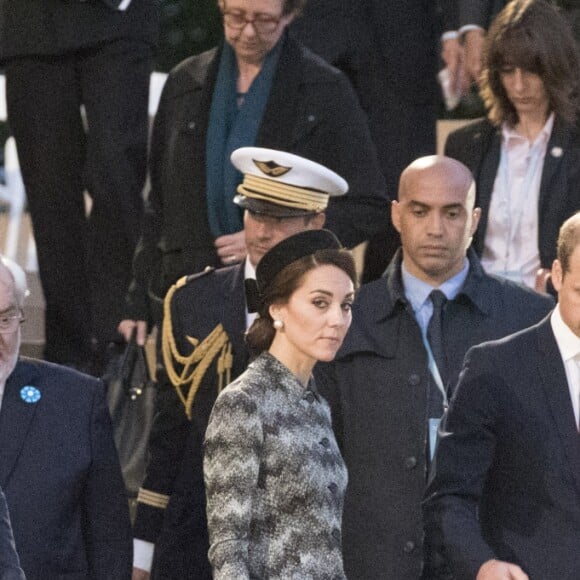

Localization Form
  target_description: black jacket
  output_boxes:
[425,317,580,579]
[133,264,248,579]
[0,0,159,61]
[445,117,580,270]
[125,33,389,323]
[314,250,554,580]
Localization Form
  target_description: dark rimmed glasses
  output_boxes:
[222,10,283,34]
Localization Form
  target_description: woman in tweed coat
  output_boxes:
[204,230,356,579]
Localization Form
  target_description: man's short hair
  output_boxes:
[0,255,29,308]
[557,212,580,274]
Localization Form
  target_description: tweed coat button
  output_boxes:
[408,374,420,386]
[320,437,330,448]
[307,114,316,122]
[328,482,338,494]
[187,121,196,130]
[404,456,417,470]
[403,540,416,553]
[305,392,315,403]
[332,528,341,542]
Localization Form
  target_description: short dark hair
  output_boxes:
[557,212,580,275]
[480,0,580,126]
[245,249,357,356]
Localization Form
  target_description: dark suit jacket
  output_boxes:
[445,117,580,269]
[314,250,554,580]
[0,488,24,580]
[125,33,388,323]
[458,0,506,28]
[290,0,441,194]
[424,317,580,579]
[0,359,132,580]
[133,264,249,579]
[0,0,158,60]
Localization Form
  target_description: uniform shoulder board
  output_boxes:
[184,265,215,286]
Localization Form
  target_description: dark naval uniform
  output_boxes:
[133,263,249,579]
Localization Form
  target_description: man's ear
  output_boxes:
[391,200,402,234]
[470,207,482,236]
[310,213,326,230]
[551,259,563,292]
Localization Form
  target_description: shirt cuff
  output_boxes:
[118,0,132,10]
[441,31,459,41]
[459,24,485,36]
[133,538,155,572]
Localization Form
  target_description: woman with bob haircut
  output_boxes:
[445,0,580,292]
[204,229,356,579]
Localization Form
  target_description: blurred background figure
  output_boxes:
[290,1,451,281]
[457,0,580,89]
[120,0,388,346]
[0,0,160,374]
[445,0,580,292]
[205,229,356,579]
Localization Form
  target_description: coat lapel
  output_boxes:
[535,320,580,497]
[473,124,501,253]
[258,34,303,150]
[537,116,572,219]
[0,361,41,487]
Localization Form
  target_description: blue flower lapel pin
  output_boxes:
[20,386,41,404]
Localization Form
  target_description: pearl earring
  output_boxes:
[273,319,284,330]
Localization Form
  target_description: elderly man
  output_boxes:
[0,256,131,579]
[132,148,346,580]
[424,212,580,579]
[314,155,554,579]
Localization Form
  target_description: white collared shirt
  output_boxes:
[482,113,555,288]
[0,380,4,411]
[550,305,580,428]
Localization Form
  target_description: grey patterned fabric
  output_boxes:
[204,352,347,580]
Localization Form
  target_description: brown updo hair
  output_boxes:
[246,248,357,357]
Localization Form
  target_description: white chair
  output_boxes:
[0,136,38,270]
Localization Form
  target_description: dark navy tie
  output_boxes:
[427,290,447,417]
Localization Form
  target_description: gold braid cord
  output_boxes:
[162,279,233,420]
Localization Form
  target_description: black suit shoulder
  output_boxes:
[171,265,238,310]
[164,48,220,98]
[444,118,497,161]
[479,271,555,313]
[14,358,103,397]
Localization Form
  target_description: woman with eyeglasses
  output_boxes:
[120,0,387,342]
[204,230,356,579]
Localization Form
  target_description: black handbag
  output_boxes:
[103,335,155,498]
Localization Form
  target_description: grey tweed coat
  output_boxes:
[204,352,347,580]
